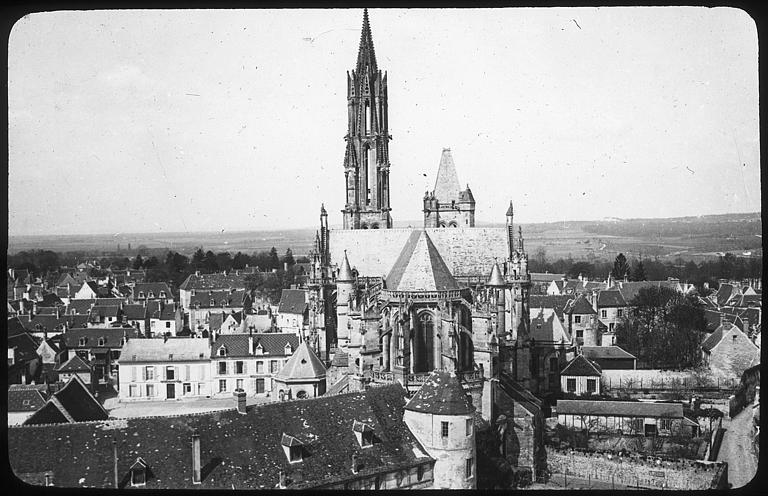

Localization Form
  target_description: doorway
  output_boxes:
[166,383,176,399]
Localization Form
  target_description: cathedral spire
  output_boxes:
[356,8,377,74]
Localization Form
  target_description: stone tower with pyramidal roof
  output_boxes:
[423,148,476,228]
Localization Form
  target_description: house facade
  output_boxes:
[559,354,602,396]
[555,399,689,437]
[702,320,760,378]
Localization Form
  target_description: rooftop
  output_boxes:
[404,370,475,416]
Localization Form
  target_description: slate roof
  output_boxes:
[56,354,92,373]
[433,148,462,202]
[211,333,299,358]
[325,375,350,396]
[530,273,566,283]
[275,341,326,381]
[120,338,210,363]
[24,315,71,333]
[618,281,681,305]
[7,316,30,337]
[66,299,95,315]
[330,350,349,368]
[385,230,459,292]
[529,295,573,315]
[179,272,248,291]
[8,332,40,362]
[337,251,355,282]
[24,375,108,425]
[208,312,225,332]
[61,328,140,349]
[132,282,173,298]
[9,384,431,489]
[560,354,602,376]
[529,307,571,344]
[736,294,762,307]
[597,290,627,307]
[122,304,147,320]
[564,295,597,315]
[189,289,247,308]
[715,283,739,307]
[91,306,120,318]
[40,293,64,307]
[277,289,308,315]
[581,346,636,361]
[487,262,505,287]
[556,399,683,419]
[404,371,475,415]
[701,322,755,353]
[8,388,48,412]
[146,300,176,320]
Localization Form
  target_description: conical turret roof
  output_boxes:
[487,262,505,287]
[433,148,462,202]
[405,371,475,415]
[338,250,355,282]
[385,230,459,292]
[275,340,326,381]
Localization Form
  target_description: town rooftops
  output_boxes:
[386,230,459,292]
[61,328,140,348]
[212,333,299,358]
[132,282,173,298]
[556,399,683,419]
[529,307,571,344]
[581,345,636,361]
[404,370,475,416]
[701,321,756,353]
[278,289,308,314]
[179,272,248,291]
[560,354,602,376]
[564,295,597,315]
[529,295,572,315]
[8,332,40,362]
[56,355,92,373]
[530,273,566,283]
[8,388,48,413]
[23,375,108,425]
[122,304,147,320]
[120,338,210,363]
[189,289,247,308]
[9,383,431,489]
[276,341,326,381]
[597,290,626,307]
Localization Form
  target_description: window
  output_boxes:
[97,337,105,346]
[617,309,624,318]
[466,418,472,436]
[166,366,175,381]
[78,337,86,347]
[288,446,302,463]
[441,421,449,438]
[145,366,154,381]
[166,321,171,328]
[236,361,244,374]
[219,361,227,375]
[567,378,576,393]
[601,310,607,318]
[270,360,279,373]
[587,378,597,393]
[138,292,145,298]
[146,384,154,397]
[574,315,582,324]
[44,473,54,486]
[129,385,137,397]
[219,379,227,392]
[465,458,473,479]
[160,291,166,298]
[576,329,583,339]
[609,323,615,332]
[732,335,738,343]
[218,346,227,356]
[130,460,147,487]
[183,383,191,395]
[236,379,244,390]
[660,418,672,430]
[256,378,265,394]
[417,465,424,482]
[256,361,264,374]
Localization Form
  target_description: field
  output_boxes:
[7,212,761,262]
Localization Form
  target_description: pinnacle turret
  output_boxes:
[356,8,377,75]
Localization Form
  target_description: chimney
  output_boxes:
[351,453,359,474]
[192,431,201,484]
[720,313,726,326]
[19,299,24,314]
[278,470,287,489]
[248,332,253,355]
[234,389,247,415]
[113,438,119,489]
[33,301,38,315]
[743,317,749,335]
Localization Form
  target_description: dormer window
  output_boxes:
[44,472,54,486]
[98,337,105,346]
[284,343,293,355]
[353,420,374,448]
[218,346,227,357]
[191,289,196,296]
[138,292,145,298]
[148,292,155,298]
[78,337,86,347]
[254,343,264,355]
[160,291,166,298]
[210,299,215,307]
[281,433,304,463]
[129,457,148,487]
[222,300,228,307]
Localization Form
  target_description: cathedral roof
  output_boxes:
[385,230,459,292]
[433,148,462,203]
[275,340,326,381]
[404,371,475,416]
[487,262,505,287]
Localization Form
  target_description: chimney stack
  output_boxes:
[743,317,750,335]
[113,438,119,489]
[278,470,287,489]
[351,453,359,474]
[234,389,247,415]
[192,431,201,484]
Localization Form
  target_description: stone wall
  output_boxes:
[546,447,727,490]
[329,227,507,278]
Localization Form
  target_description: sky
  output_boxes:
[8,7,760,236]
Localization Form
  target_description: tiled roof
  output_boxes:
[529,295,572,314]
[597,290,626,307]
[331,350,349,368]
[432,148,462,202]
[122,304,147,320]
[581,346,636,360]
[278,289,308,314]
[66,299,95,315]
[618,281,681,305]
[24,375,108,425]
[8,332,40,362]
[146,300,176,320]
[276,341,326,381]
[9,384,431,489]
[529,307,571,344]
[132,282,173,298]
[7,316,30,337]
[25,315,70,333]
[40,293,64,307]
[556,399,683,419]
[212,333,299,358]
[564,295,597,315]
[189,289,246,308]
[404,371,475,415]
[530,273,566,283]
[56,354,92,373]
[8,388,48,412]
[385,230,459,292]
[91,306,120,318]
[325,375,350,395]
[208,312,225,332]
[179,272,248,291]
[560,355,602,376]
[61,328,140,349]
[120,338,210,363]
[701,321,755,353]
[94,298,122,306]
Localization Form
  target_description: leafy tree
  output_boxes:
[143,256,159,269]
[567,261,594,279]
[133,255,144,270]
[203,250,217,272]
[611,253,630,279]
[215,252,233,273]
[268,247,280,271]
[191,248,206,269]
[632,260,647,281]
[232,251,251,269]
[283,248,295,268]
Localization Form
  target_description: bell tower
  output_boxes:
[342,9,393,230]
